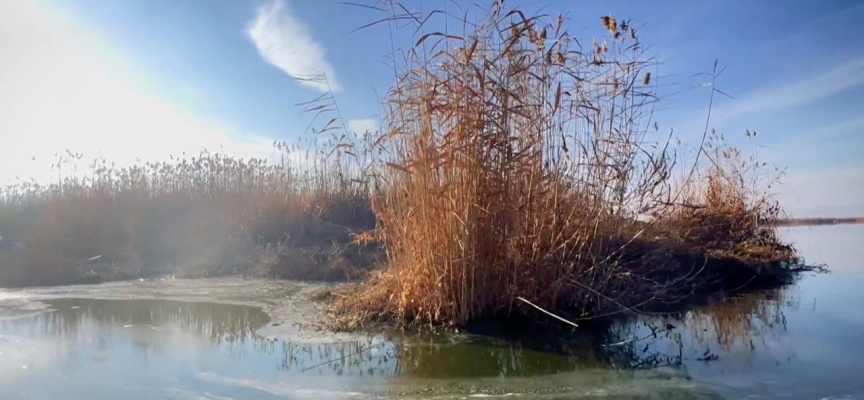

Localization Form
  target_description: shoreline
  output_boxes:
[776,217,864,227]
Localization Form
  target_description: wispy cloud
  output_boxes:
[714,55,864,122]
[760,115,864,165]
[0,0,275,185]
[247,0,340,93]
[347,119,378,136]
[674,55,864,138]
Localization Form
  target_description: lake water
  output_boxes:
[0,225,861,399]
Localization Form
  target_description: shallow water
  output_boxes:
[0,225,861,399]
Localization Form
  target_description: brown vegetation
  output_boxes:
[0,145,378,287]
[1,2,801,331]
[325,2,798,330]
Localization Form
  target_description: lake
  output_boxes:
[0,225,861,399]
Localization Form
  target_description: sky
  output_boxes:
[1,0,862,217]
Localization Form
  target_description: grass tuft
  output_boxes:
[325,2,798,330]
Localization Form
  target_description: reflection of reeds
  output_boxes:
[0,299,271,346]
[684,286,789,352]
[329,2,797,329]
[594,285,793,370]
[0,293,779,379]
[276,334,597,379]
[279,337,398,377]
[391,339,589,378]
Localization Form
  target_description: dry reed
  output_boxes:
[0,2,799,330]
[0,143,377,287]
[326,2,797,329]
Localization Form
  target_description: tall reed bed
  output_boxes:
[0,144,376,287]
[328,2,796,329]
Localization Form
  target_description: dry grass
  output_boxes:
[0,144,378,287]
[1,2,799,331]
[326,2,798,329]
[661,132,795,265]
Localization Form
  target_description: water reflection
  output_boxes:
[274,283,798,381]
[593,285,796,372]
[279,337,396,376]
[3,225,860,400]
[392,337,585,378]
[685,287,790,353]
[0,288,801,379]
[0,298,270,343]
[277,334,601,379]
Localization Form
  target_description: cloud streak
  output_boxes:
[247,0,340,93]
[712,55,864,123]
[673,54,864,139]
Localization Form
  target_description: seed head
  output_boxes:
[600,15,617,36]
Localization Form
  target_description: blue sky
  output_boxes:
[1,0,862,216]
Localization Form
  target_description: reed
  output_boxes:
[0,1,798,330]
[0,144,377,287]
[327,2,797,329]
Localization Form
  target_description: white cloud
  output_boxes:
[247,0,340,93]
[347,119,378,136]
[0,0,276,185]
